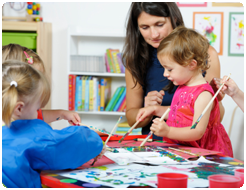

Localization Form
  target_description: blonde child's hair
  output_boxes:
[157,26,210,71]
[2,60,50,126]
[2,43,45,73]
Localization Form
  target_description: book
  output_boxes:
[106,49,115,73]
[104,53,111,72]
[113,87,126,111]
[117,53,125,73]
[112,51,121,73]
[100,77,112,111]
[68,74,76,111]
[109,86,125,111]
[89,76,94,111]
[75,76,82,111]
[117,122,130,127]
[116,122,141,135]
[93,77,99,111]
[118,96,126,112]
[84,76,91,111]
[81,76,86,111]
[97,81,101,111]
[105,86,122,111]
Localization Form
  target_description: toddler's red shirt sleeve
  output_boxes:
[37,109,43,120]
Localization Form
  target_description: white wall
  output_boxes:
[3,2,244,160]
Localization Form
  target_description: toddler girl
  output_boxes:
[2,60,105,187]
[2,43,80,125]
[136,26,233,157]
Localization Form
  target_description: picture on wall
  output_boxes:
[176,2,207,7]
[212,2,243,7]
[228,12,244,56]
[193,12,224,55]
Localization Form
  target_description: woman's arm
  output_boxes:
[206,46,225,121]
[125,69,152,128]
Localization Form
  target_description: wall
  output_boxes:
[3,2,244,160]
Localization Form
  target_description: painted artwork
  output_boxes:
[53,156,242,188]
[177,2,207,7]
[228,12,244,56]
[193,12,224,55]
[105,146,188,165]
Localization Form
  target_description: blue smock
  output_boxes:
[142,47,177,140]
[2,119,103,188]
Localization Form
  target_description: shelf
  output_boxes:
[68,25,125,37]
[76,111,125,116]
[69,71,125,77]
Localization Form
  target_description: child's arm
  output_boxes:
[150,91,213,141]
[136,105,170,122]
[42,109,81,124]
[214,76,244,112]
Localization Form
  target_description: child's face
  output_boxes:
[159,56,192,86]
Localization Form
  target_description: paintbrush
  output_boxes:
[168,147,197,156]
[191,73,231,129]
[79,123,118,137]
[105,116,122,145]
[118,120,140,143]
[140,108,171,147]
[92,116,122,166]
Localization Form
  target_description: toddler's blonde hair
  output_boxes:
[2,43,45,73]
[2,60,50,126]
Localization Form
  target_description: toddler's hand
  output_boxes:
[150,118,170,137]
[144,90,165,107]
[61,110,81,125]
[95,144,106,159]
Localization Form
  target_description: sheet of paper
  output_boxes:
[105,146,190,165]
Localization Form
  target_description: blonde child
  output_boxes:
[2,60,105,188]
[136,26,233,157]
[2,43,80,125]
[213,76,244,112]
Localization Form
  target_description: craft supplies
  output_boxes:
[168,147,197,156]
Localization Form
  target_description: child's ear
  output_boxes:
[189,59,197,70]
[13,102,25,119]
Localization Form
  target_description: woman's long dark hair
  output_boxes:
[122,2,184,89]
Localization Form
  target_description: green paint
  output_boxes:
[94,166,108,171]
[189,163,235,179]
[60,179,77,183]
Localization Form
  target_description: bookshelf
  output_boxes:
[67,26,127,132]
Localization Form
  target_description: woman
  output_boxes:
[122,2,224,139]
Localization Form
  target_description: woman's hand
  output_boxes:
[150,118,170,137]
[136,106,156,122]
[144,90,165,107]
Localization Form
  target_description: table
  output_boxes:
[40,135,244,188]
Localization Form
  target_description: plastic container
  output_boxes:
[157,173,188,188]
[208,174,241,188]
[2,32,37,50]
[235,168,244,187]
